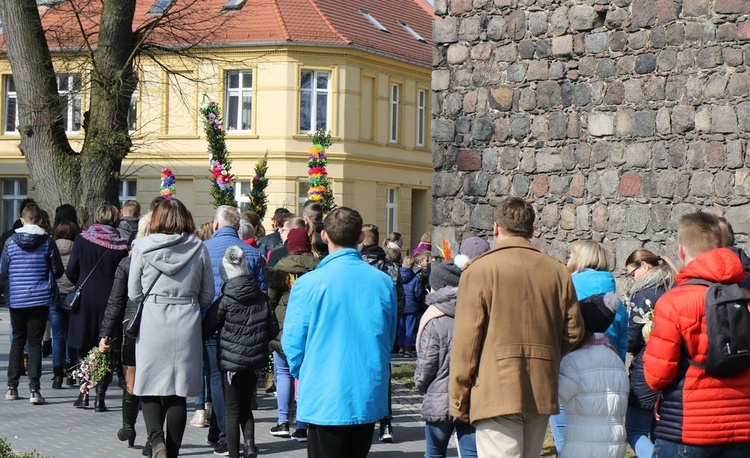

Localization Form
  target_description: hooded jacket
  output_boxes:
[414,286,457,423]
[570,269,628,362]
[203,275,278,372]
[117,216,139,246]
[400,266,423,314]
[361,244,405,314]
[54,238,76,295]
[643,248,750,445]
[0,225,64,308]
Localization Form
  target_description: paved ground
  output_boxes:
[0,307,453,457]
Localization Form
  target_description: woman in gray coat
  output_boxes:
[128,199,214,458]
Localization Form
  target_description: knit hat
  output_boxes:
[220,245,248,281]
[286,227,311,254]
[459,237,490,260]
[579,292,619,334]
[429,261,462,290]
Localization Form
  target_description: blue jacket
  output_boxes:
[571,269,628,362]
[204,226,267,303]
[0,225,64,308]
[282,248,397,425]
[399,266,423,314]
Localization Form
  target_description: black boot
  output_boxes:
[244,440,257,458]
[65,364,76,387]
[73,390,89,408]
[95,384,108,412]
[117,391,139,447]
[52,366,64,390]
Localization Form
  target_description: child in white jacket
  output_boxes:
[559,292,629,458]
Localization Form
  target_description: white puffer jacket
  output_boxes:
[559,338,629,458]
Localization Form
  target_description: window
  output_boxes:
[57,74,81,133]
[417,89,426,147]
[300,71,330,134]
[398,21,426,43]
[128,90,138,133]
[148,0,173,15]
[4,76,17,134]
[386,187,398,235]
[389,83,400,143]
[360,10,388,32]
[225,71,252,132]
[118,180,137,207]
[235,180,251,211]
[2,179,27,233]
[298,181,310,215]
[223,0,246,11]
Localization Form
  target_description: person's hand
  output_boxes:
[457,412,470,423]
[99,337,111,353]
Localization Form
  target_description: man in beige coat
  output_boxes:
[449,197,584,458]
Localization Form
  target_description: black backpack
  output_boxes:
[683,279,750,377]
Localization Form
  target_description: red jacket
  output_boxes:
[643,247,750,445]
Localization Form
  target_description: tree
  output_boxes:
[0,0,230,222]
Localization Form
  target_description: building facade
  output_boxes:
[0,0,434,251]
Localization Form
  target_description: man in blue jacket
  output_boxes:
[202,205,267,455]
[282,207,397,458]
[1,203,64,405]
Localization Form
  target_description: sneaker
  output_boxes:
[270,421,291,438]
[379,423,393,443]
[5,387,18,401]
[190,409,207,428]
[291,429,307,442]
[29,390,45,405]
[213,442,229,456]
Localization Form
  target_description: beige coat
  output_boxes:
[449,236,584,423]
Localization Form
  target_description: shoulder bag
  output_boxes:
[123,271,163,340]
[60,252,106,311]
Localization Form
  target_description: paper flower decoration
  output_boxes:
[160,168,176,198]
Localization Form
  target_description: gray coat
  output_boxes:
[128,233,214,398]
[414,286,457,423]
[55,238,75,294]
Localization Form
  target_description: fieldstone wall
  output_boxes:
[431,0,750,274]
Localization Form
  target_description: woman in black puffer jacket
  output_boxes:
[624,249,677,458]
[203,246,278,458]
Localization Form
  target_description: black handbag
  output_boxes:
[123,271,163,340]
[60,253,106,311]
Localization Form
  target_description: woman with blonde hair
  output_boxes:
[551,240,629,454]
[411,232,432,257]
[624,248,677,458]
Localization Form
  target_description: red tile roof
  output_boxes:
[3,0,434,67]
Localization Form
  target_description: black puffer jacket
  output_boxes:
[99,255,130,340]
[361,245,406,314]
[204,274,278,372]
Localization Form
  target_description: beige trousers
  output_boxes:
[475,413,549,458]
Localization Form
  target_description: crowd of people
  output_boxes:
[4,194,750,458]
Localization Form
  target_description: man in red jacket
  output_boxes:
[643,211,750,457]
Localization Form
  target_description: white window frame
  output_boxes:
[118,180,137,207]
[4,76,18,135]
[386,187,398,235]
[417,89,426,147]
[399,20,426,42]
[127,90,138,133]
[148,0,173,15]
[299,70,330,134]
[224,70,253,132]
[389,83,400,144]
[57,74,81,133]
[222,0,246,11]
[2,179,27,232]
[360,10,388,32]
[235,180,251,211]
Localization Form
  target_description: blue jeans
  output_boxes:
[654,439,750,457]
[274,351,307,429]
[424,422,477,458]
[549,404,566,454]
[49,301,74,368]
[627,405,655,458]
[205,338,226,443]
[397,313,418,349]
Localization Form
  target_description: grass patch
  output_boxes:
[391,361,415,390]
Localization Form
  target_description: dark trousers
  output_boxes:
[222,370,257,458]
[7,306,49,390]
[141,395,187,458]
[307,423,375,458]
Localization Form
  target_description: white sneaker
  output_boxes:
[190,409,207,428]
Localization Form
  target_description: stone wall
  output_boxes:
[431,0,750,275]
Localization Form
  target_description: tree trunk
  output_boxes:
[0,0,80,215]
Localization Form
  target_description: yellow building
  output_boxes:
[0,0,434,251]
